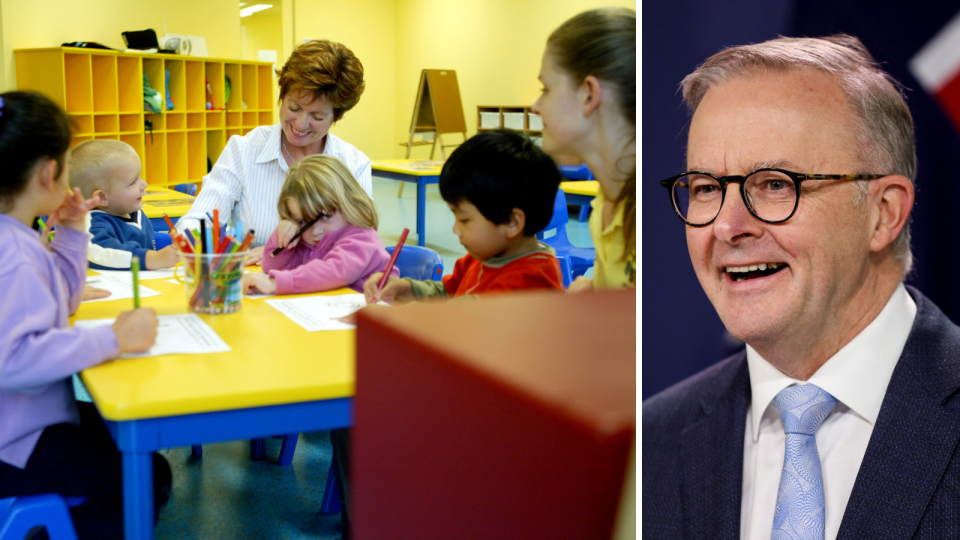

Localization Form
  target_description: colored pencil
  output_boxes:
[131,255,141,308]
[212,207,220,252]
[377,228,409,296]
[239,230,256,252]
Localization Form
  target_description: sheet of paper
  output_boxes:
[93,267,185,281]
[266,294,368,332]
[84,273,161,303]
[74,314,230,358]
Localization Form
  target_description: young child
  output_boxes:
[241,154,398,295]
[70,139,179,270]
[0,91,170,539]
[366,129,564,304]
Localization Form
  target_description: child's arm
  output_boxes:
[267,234,377,295]
[144,245,179,270]
[261,227,301,272]
[89,219,152,270]
[363,275,446,304]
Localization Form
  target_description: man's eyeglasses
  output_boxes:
[659,168,884,226]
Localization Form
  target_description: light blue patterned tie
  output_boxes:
[770,384,839,540]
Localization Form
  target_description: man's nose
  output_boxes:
[710,183,762,243]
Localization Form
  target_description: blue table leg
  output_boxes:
[416,179,426,246]
[123,451,154,540]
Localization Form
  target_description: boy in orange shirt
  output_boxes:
[366,129,564,303]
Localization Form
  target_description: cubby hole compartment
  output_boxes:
[259,111,274,125]
[145,133,167,185]
[70,136,93,148]
[94,114,118,133]
[64,54,93,113]
[187,113,205,130]
[167,113,186,131]
[258,65,274,110]
[117,56,143,112]
[166,132,188,185]
[243,112,257,127]
[94,134,119,140]
[70,114,94,135]
[164,60,186,113]
[188,131,208,180]
[121,134,145,168]
[226,129,243,141]
[242,127,255,136]
[226,112,242,128]
[142,59,166,111]
[145,113,165,131]
[91,55,118,112]
[206,131,226,168]
[185,61,206,111]
[242,64,258,111]
[204,62,224,109]
[224,63,242,110]
[206,111,224,129]
[119,114,142,133]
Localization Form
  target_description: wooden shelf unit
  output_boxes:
[15,47,277,187]
[476,105,542,135]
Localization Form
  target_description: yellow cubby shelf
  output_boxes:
[15,47,276,187]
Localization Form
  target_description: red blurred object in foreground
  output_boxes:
[354,289,636,539]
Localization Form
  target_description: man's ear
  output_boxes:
[582,75,602,117]
[869,174,914,254]
[506,208,527,240]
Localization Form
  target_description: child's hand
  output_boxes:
[145,245,179,270]
[275,219,301,251]
[82,285,112,301]
[242,272,277,295]
[364,274,412,304]
[47,188,100,232]
[112,308,158,355]
[568,276,594,293]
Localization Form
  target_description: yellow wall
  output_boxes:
[0,0,242,91]
[293,0,397,161]
[241,6,284,122]
[394,0,636,159]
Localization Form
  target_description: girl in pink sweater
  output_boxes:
[242,154,398,295]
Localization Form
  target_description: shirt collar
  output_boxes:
[257,123,288,170]
[745,283,917,441]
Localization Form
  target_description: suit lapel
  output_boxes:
[838,288,960,539]
[680,353,750,539]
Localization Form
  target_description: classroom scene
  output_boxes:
[0,0,636,539]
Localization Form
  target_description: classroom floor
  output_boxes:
[80,177,594,540]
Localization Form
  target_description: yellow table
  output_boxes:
[560,180,599,222]
[142,187,196,232]
[73,274,356,539]
[372,159,444,247]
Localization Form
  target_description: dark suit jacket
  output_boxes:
[642,287,960,539]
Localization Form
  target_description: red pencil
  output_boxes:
[217,233,232,254]
[212,208,220,252]
[377,228,409,295]
[162,213,193,254]
[238,230,256,252]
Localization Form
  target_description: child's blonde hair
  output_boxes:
[278,154,378,229]
[70,140,139,198]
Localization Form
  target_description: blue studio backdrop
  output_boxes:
[642,0,960,399]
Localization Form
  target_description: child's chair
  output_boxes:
[0,494,85,540]
[173,183,197,197]
[537,189,595,279]
[556,255,573,289]
[386,245,443,281]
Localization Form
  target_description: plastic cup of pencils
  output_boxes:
[174,251,249,314]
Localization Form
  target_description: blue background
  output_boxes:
[642,0,960,398]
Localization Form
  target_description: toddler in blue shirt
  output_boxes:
[70,140,179,270]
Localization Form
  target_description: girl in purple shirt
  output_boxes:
[0,92,170,539]
[241,154,398,296]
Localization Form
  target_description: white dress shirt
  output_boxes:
[176,123,373,247]
[740,283,917,540]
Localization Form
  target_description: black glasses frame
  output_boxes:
[659,168,885,226]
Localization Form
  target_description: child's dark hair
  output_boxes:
[439,130,560,235]
[0,92,72,211]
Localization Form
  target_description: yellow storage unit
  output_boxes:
[15,47,277,188]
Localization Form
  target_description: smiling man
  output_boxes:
[643,35,960,540]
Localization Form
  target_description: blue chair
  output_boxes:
[556,255,573,289]
[173,183,197,197]
[261,245,446,467]
[537,189,594,279]
[386,245,443,281]
[0,494,85,540]
[557,164,595,222]
[155,232,172,249]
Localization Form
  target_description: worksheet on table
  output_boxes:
[94,267,185,281]
[84,274,161,303]
[266,294,370,332]
[74,314,231,358]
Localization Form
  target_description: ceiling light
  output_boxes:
[240,4,272,17]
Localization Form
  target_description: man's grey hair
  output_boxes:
[681,34,916,275]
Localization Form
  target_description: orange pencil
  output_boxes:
[162,213,193,254]
[238,230,256,252]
